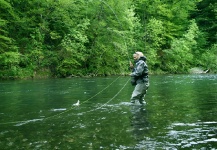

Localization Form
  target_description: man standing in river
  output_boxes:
[130,52,149,104]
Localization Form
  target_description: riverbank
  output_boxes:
[0,67,213,80]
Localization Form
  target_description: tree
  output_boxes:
[84,0,139,75]
[163,20,199,73]
[0,0,17,52]
[133,0,199,73]
[191,0,217,45]
[201,44,217,71]
[1,0,217,79]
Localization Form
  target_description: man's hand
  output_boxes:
[129,61,133,69]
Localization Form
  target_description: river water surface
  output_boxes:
[0,74,217,149]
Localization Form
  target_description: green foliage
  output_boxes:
[144,18,165,70]
[201,44,217,72]
[84,0,137,76]
[164,20,199,73]
[191,0,217,45]
[0,52,20,68]
[0,0,16,52]
[0,52,20,78]
[0,0,216,79]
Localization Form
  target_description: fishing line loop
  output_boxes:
[0,76,130,125]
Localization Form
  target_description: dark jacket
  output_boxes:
[131,56,149,84]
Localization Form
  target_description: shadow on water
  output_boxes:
[0,75,217,149]
[129,104,152,149]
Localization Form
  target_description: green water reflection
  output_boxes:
[0,74,217,149]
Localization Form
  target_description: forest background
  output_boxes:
[0,0,216,79]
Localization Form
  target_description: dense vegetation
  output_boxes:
[0,0,216,79]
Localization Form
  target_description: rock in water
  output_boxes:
[189,67,209,74]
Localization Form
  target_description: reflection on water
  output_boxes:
[0,74,217,149]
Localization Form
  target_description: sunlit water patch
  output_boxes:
[132,121,217,149]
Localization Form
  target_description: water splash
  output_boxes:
[50,108,67,111]
[14,119,43,126]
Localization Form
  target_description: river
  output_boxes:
[0,74,217,149]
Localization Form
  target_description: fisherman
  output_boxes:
[130,52,149,104]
